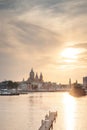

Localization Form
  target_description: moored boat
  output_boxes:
[0,89,19,96]
[69,82,86,97]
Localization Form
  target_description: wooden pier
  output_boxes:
[38,111,57,130]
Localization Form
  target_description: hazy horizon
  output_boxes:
[0,0,87,84]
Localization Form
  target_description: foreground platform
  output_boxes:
[38,111,57,130]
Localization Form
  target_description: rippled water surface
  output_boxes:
[0,92,87,130]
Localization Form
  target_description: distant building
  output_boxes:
[27,68,43,83]
[83,76,87,89]
[18,80,28,92]
[29,68,35,82]
[40,73,43,82]
[35,73,38,82]
[26,68,44,90]
[69,78,71,87]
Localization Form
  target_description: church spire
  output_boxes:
[35,73,38,81]
[69,78,71,88]
[40,72,43,82]
[30,68,34,81]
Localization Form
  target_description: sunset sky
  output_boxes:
[0,0,87,83]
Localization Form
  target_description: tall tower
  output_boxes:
[39,73,43,82]
[83,76,87,89]
[69,78,71,88]
[35,73,38,81]
[30,68,34,81]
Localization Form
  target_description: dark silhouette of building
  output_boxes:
[40,73,43,82]
[27,68,43,83]
[29,68,34,81]
[35,73,39,82]
[83,76,87,89]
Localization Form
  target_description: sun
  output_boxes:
[61,48,79,59]
[60,47,81,63]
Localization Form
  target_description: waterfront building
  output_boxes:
[27,68,43,83]
[39,73,43,82]
[83,76,87,89]
[69,78,71,88]
[27,68,44,90]
[35,73,39,82]
[29,68,35,82]
[18,79,28,92]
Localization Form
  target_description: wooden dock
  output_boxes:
[38,111,57,130]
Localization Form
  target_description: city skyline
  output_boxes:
[0,0,87,83]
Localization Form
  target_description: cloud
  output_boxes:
[0,0,87,82]
[71,43,87,48]
[11,21,62,51]
[0,0,15,10]
[0,16,62,77]
[0,0,87,19]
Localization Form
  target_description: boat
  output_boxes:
[0,89,19,96]
[69,83,86,97]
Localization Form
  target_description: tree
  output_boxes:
[7,81,18,89]
[7,81,13,89]
[13,82,18,89]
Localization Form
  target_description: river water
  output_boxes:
[0,92,87,130]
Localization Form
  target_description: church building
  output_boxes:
[27,68,43,83]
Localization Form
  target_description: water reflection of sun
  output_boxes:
[63,93,76,130]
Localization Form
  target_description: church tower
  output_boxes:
[39,73,43,82]
[69,78,71,88]
[35,73,38,81]
[30,68,34,81]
